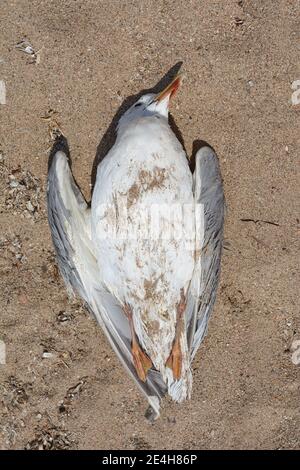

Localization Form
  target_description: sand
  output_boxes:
[0,0,299,450]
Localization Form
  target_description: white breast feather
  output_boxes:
[91,117,196,400]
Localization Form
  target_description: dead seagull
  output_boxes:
[47,73,224,418]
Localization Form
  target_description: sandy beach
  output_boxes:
[0,0,299,449]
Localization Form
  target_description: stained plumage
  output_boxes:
[47,73,224,418]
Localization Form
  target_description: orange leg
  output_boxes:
[166,289,186,380]
[123,304,152,382]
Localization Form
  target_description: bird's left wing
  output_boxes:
[47,137,165,418]
[187,146,225,360]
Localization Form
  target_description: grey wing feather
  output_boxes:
[187,146,225,360]
[47,140,166,417]
[47,142,89,301]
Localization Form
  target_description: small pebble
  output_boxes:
[42,351,54,359]
[291,340,300,365]
[57,311,72,322]
[26,201,34,212]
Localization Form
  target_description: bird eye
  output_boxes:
[134,103,142,107]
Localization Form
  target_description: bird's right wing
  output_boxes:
[187,146,225,360]
[47,137,166,418]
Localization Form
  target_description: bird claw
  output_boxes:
[166,289,186,379]
[166,342,182,380]
[123,303,152,381]
[132,345,152,382]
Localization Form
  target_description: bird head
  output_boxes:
[117,74,181,131]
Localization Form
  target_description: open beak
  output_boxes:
[153,74,182,104]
